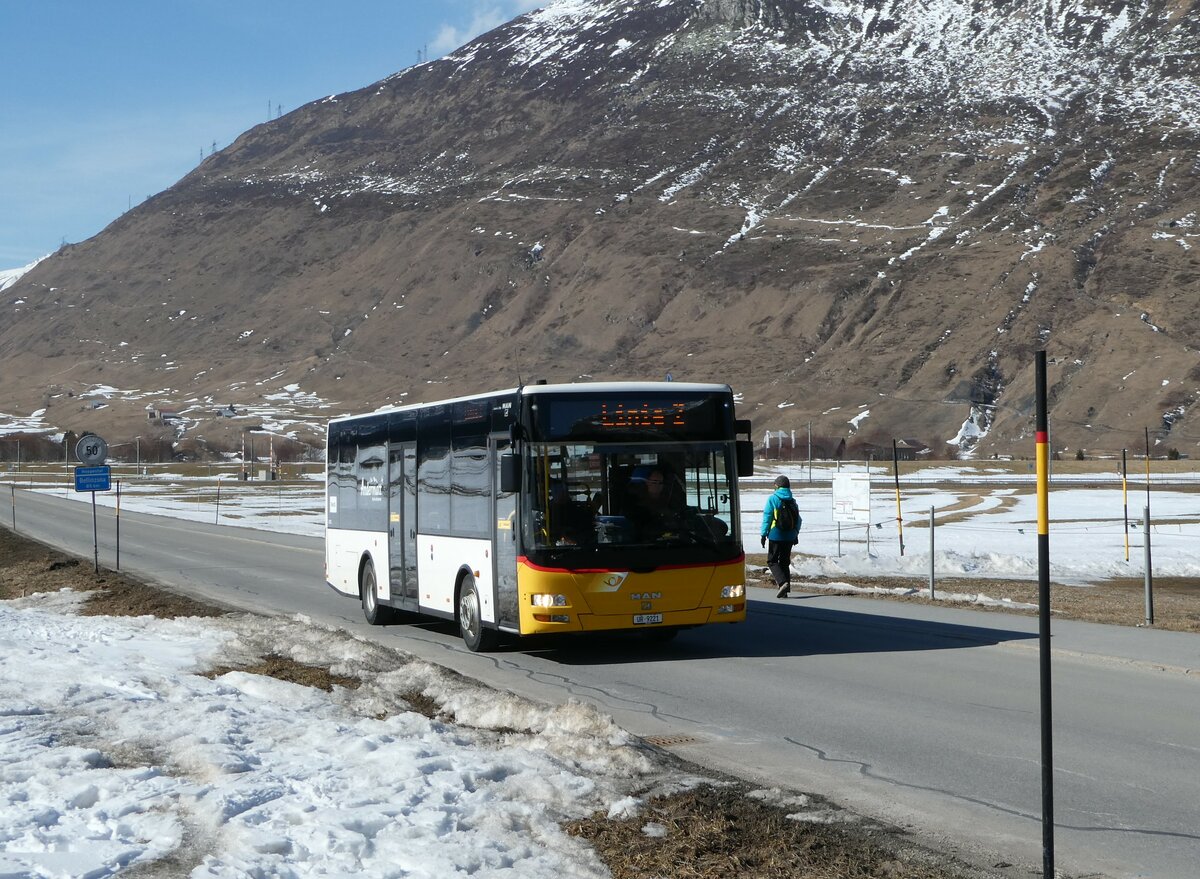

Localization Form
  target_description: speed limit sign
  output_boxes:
[75,434,109,466]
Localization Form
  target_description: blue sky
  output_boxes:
[0,1,539,269]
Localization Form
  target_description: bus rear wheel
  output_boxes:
[458,574,498,652]
[361,560,396,626]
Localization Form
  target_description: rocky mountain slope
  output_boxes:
[3,0,1199,459]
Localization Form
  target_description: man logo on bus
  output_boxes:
[629,592,662,601]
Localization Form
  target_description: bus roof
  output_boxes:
[328,381,734,425]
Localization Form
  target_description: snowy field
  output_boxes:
[3,461,1197,590]
[742,463,1200,589]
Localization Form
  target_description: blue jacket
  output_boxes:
[761,487,801,543]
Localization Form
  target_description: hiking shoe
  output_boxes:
[776,585,790,599]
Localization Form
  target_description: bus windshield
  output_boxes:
[521,441,739,562]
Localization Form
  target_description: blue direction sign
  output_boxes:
[75,465,111,492]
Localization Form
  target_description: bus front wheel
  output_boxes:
[458,574,498,652]
[360,560,395,626]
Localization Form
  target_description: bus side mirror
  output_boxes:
[736,440,754,477]
[499,452,520,493]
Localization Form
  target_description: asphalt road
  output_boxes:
[8,487,1200,879]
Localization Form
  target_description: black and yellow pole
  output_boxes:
[1121,449,1129,562]
[1035,350,1055,878]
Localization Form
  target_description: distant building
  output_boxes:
[853,438,930,461]
[894,438,931,460]
[761,429,793,453]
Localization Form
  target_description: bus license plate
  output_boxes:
[633,613,663,625]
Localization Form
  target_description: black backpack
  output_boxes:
[774,497,800,532]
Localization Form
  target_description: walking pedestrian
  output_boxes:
[760,475,801,598]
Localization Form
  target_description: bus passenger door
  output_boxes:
[388,441,418,604]
[491,436,519,629]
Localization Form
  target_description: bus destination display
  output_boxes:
[534,393,727,441]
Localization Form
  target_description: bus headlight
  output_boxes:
[720,584,744,599]
[531,593,568,608]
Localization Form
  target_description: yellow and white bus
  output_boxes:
[325,381,753,650]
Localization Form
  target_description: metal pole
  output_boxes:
[1144,427,1151,520]
[892,439,904,556]
[1144,506,1154,626]
[10,485,14,530]
[215,478,222,524]
[115,481,121,571]
[1122,449,1129,562]
[929,506,935,600]
[837,522,842,558]
[807,422,812,484]
[1035,350,1055,879]
[865,458,871,556]
[91,491,100,574]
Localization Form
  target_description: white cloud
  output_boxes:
[430,2,538,55]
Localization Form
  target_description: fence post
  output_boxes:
[1143,506,1154,626]
[115,481,121,572]
[929,506,935,600]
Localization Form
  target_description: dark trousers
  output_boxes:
[767,540,794,587]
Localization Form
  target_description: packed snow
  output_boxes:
[0,592,687,877]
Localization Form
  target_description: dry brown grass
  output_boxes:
[0,529,225,618]
[202,654,361,691]
[568,783,999,879]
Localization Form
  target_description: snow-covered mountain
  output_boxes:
[3,0,1198,458]
[0,257,44,293]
